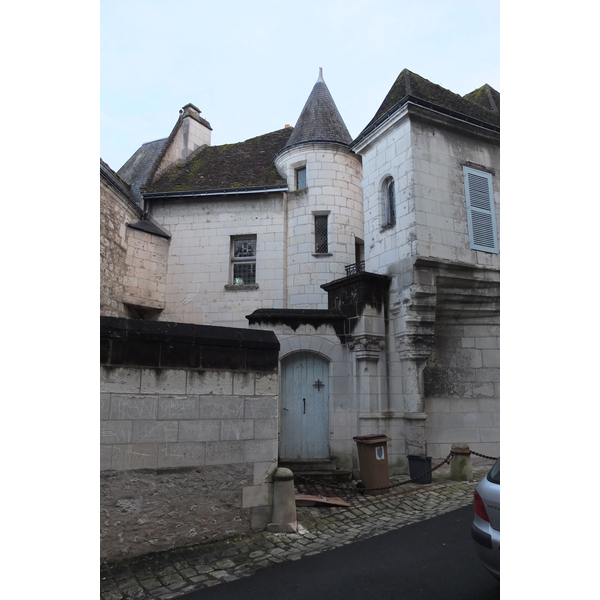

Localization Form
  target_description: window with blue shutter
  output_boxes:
[463,166,498,254]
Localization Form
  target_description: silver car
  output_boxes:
[471,458,500,579]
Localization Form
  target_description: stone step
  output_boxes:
[279,459,338,472]
[291,469,353,484]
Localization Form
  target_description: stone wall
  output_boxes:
[275,142,364,309]
[410,119,500,269]
[100,165,141,318]
[149,193,286,327]
[122,227,169,312]
[424,319,500,459]
[101,162,170,318]
[100,317,280,562]
[359,114,415,271]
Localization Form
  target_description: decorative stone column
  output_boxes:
[392,274,437,457]
[348,335,386,415]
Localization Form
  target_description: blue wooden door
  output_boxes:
[280,352,329,460]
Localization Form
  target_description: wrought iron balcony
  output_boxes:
[345,261,365,276]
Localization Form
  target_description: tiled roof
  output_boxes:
[354,69,500,145]
[117,138,168,205]
[282,69,352,150]
[148,128,292,193]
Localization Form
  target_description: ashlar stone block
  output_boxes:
[101,367,141,394]
[188,371,233,395]
[242,483,272,509]
[110,395,158,420]
[158,442,206,468]
[158,396,199,420]
[179,420,220,442]
[132,420,179,443]
[140,369,186,394]
[101,421,132,445]
[221,419,254,441]
[205,441,244,465]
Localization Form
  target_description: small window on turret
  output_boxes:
[314,214,329,254]
[296,167,307,190]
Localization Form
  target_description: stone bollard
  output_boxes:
[266,467,297,533]
[450,443,473,482]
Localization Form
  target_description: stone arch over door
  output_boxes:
[280,351,330,460]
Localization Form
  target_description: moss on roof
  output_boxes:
[282,76,352,149]
[149,128,292,193]
[463,84,500,114]
[355,69,500,144]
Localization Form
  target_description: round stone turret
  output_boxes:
[275,69,363,309]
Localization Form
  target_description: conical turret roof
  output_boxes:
[282,68,352,150]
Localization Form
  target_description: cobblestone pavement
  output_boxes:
[100,461,494,600]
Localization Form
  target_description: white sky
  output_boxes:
[100,0,500,171]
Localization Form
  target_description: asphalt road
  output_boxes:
[176,505,500,600]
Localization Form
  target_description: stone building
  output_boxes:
[103,67,500,478]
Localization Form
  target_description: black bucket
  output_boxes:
[407,454,432,484]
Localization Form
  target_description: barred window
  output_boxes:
[231,236,256,285]
[315,215,328,254]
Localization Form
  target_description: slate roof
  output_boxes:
[463,83,500,114]
[101,158,136,207]
[148,127,292,193]
[354,69,500,146]
[101,159,171,238]
[118,138,168,205]
[281,69,352,151]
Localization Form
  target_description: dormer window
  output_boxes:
[296,166,307,190]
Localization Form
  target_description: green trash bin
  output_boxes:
[353,434,390,495]
[407,454,432,484]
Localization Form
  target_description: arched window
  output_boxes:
[383,177,396,228]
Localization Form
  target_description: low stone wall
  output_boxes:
[100,317,280,562]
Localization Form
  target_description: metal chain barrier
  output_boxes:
[293,449,499,497]
[469,450,499,461]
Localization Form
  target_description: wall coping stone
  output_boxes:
[101,317,279,371]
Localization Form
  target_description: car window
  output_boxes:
[487,458,500,484]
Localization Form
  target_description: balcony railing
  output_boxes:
[345,261,365,276]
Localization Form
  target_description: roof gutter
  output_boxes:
[143,184,288,201]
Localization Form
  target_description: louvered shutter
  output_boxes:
[463,166,498,254]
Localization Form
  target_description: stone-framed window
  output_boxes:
[314,213,329,254]
[230,236,257,286]
[382,177,396,229]
[296,166,307,190]
[462,166,498,253]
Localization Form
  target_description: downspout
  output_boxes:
[283,190,289,308]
